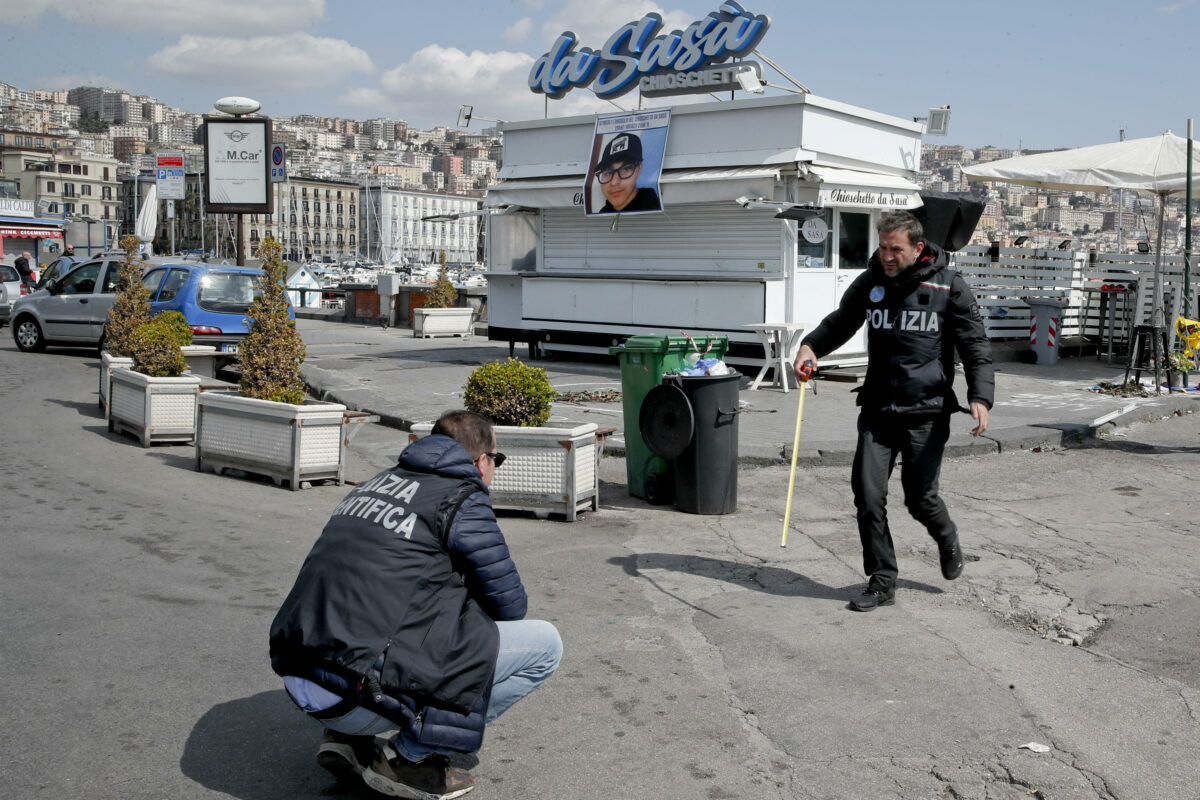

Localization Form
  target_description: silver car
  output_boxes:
[10,256,124,351]
[0,263,24,327]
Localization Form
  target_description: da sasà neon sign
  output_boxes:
[528,1,770,100]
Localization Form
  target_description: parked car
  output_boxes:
[10,255,125,351]
[1,263,27,327]
[9,255,181,352]
[141,263,292,352]
[35,255,78,290]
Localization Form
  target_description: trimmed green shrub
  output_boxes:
[104,234,152,356]
[155,310,193,348]
[129,314,188,377]
[238,236,307,404]
[463,358,556,427]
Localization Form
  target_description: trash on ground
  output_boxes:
[1018,742,1051,753]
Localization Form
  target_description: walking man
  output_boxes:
[14,251,33,287]
[794,211,994,612]
[270,410,562,797]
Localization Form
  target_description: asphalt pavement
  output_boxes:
[296,317,1200,466]
[5,323,1200,800]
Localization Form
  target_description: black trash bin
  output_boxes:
[639,372,741,515]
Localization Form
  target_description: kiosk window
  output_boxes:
[838,211,871,269]
[796,210,832,268]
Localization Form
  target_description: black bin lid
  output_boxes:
[639,382,694,459]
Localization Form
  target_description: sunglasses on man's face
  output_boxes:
[482,451,506,468]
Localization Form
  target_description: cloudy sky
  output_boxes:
[2,0,1196,148]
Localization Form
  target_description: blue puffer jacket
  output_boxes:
[270,434,527,753]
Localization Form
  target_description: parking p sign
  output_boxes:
[156,152,185,200]
[270,143,287,183]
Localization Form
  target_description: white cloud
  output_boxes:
[503,17,534,44]
[147,33,373,93]
[10,0,324,33]
[341,44,546,125]
[536,0,697,50]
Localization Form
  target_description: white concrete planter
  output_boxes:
[108,367,201,447]
[410,421,599,521]
[100,351,134,415]
[181,345,219,377]
[195,393,349,490]
[413,307,474,338]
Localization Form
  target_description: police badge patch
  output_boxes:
[869,286,885,303]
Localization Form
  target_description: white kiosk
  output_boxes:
[484,93,925,365]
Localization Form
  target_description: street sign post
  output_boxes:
[270,144,287,183]
[156,152,185,200]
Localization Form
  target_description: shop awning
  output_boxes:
[484,166,781,210]
[802,165,923,211]
[0,214,67,239]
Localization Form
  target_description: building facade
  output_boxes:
[244,176,360,262]
[360,187,480,265]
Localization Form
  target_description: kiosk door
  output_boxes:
[793,210,874,362]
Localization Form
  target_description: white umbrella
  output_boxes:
[964,132,1200,326]
[135,182,158,250]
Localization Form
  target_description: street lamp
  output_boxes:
[457,105,507,128]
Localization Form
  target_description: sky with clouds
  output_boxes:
[2,0,1196,149]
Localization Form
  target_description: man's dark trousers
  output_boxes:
[851,412,957,593]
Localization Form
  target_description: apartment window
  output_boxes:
[102,186,112,200]
[73,165,82,175]
[35,138,44,146]
[58,163,70,173]
[82,184,92,196]
[63,183,76,197]
[103,167,110,180]
[82,165,89,175]
[47,180,55,193]
[64,202,75,214]
[82,204,89,214]
[48,202,58,213]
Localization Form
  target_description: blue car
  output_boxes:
[141,263,293,353]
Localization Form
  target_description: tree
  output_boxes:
[103,235,152,356]
[238,236,307,404]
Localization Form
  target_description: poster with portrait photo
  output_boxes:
[583,109,670,216]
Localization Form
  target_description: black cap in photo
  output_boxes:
[597,132,643,171]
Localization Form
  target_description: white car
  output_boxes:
[0,263,25,328]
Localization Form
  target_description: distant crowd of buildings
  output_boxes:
[0,82,497,264]
[3,81,1193,267]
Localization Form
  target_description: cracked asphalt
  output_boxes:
[3,324,1198,800]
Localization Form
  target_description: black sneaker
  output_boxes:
[363,749,475,799]
[939,537,964,580]
[849,586,895,612]
[316,728,378,778]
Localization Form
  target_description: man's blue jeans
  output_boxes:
[310,619,562,760]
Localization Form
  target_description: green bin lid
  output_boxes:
[610,335,724,354]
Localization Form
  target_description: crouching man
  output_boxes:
[270,410,563,798]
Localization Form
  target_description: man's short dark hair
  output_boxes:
[432,410,493,459]
[878,211,924,246]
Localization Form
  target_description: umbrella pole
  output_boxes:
[1155,193,1167,329]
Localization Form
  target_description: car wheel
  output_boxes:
[13,316,46,352]
[96,333,106,356]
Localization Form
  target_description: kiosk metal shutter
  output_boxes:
[541,204,783,277]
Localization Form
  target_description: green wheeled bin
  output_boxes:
[609,334,728,504]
